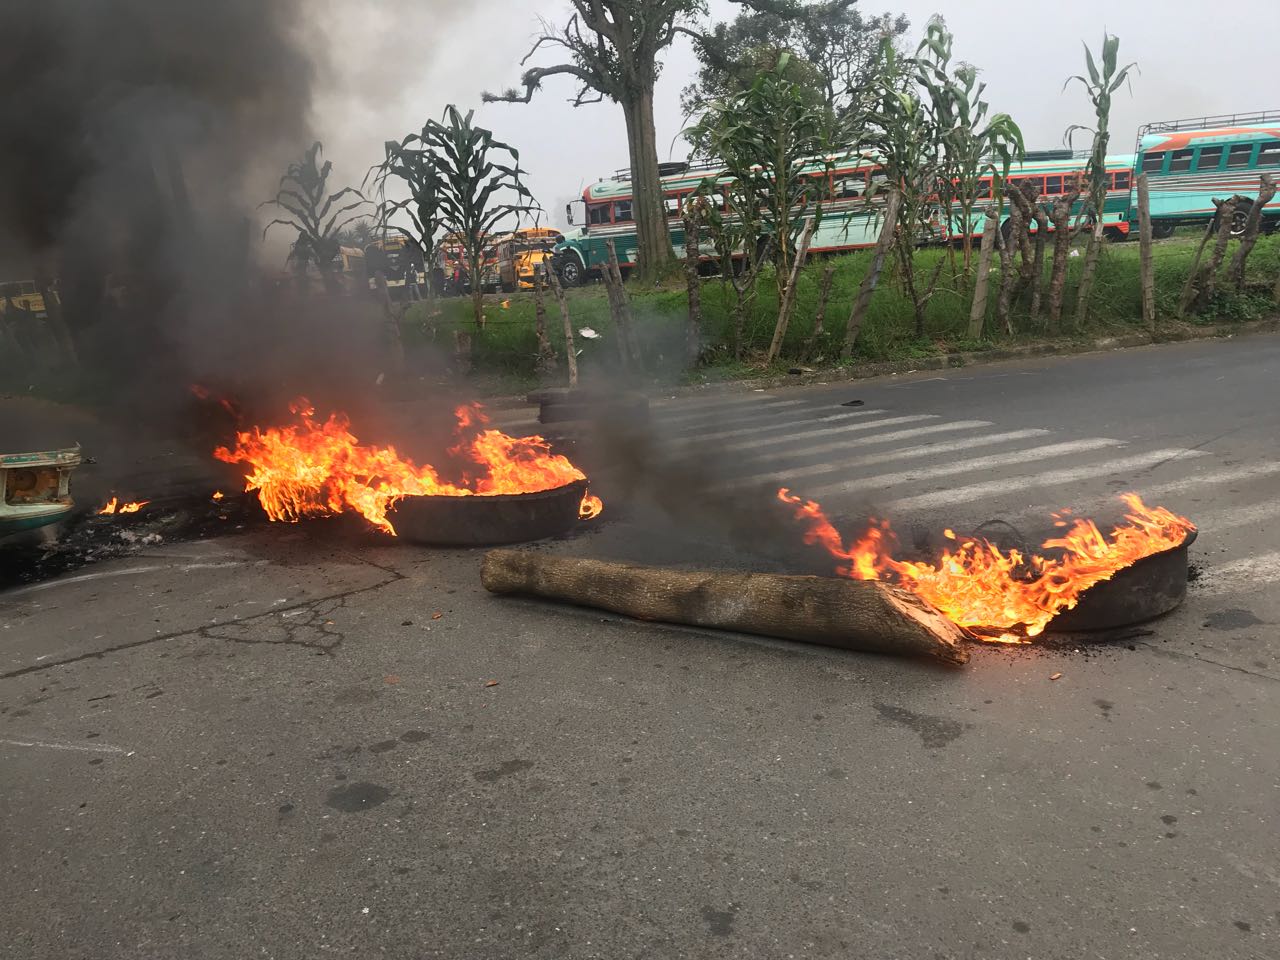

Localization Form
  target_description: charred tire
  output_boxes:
[558,255,585,287]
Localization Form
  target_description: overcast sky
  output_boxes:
[310,0,1273,237]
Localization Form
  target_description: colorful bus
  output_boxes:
[481,227,564,291]
[552,152,1131,285]
[1129,112,1280,237]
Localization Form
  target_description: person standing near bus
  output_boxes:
[404,260,421,302]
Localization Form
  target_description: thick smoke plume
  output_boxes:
[0,0,401,447]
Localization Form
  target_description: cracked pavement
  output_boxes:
[2,337,1279,959]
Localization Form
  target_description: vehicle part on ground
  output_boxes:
[0,446,81,538]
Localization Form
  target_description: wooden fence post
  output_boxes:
[1177,214,1219,319]
[547,268,577,387]
[682,202,703,366]
[605,239,642,368]
[967,205,999,339]
[803,264,837,362]
[1137,173,1156,333]
[533,273,556,374]
[1229,173,1277,290]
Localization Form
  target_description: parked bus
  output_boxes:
[481,227,564,291]
[0,279,54,318]
[552,152,1130,285]
[1128,111,1280,237]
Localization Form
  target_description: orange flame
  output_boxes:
[778,488,1195,642]
[97,497,149,515]
[214,399,602,535]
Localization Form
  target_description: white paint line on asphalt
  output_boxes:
[2,565,166,598]
[1005,461,1280,529]
[178,562,247,573]
[739,420,996,466]
[655,398,807,423]
[0,737,130,755]
[801,438,1125,499]
[669,409,889,442]
[1195,550,1280,596]
[715,429,1052,490]
[716,414,941,454]
[888,448,1208,512]
[1191,498,1280,535]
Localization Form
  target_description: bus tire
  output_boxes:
[559,255,585,287]
[1151,221,1176,240]
[1220,201,1251,239]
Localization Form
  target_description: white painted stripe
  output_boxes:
[671,409,889,442]
[728,420,993,463]
[1006,461,1280,529]
[1194,550,1280,597]
[0,737,129,755]
[2,565,165,598]
[655,398,807,423]
[803,438,1126,498]
[1192,498,1280,535]
[717,415,940,454]
[717,429,1052,490]
[888,448,1208,512]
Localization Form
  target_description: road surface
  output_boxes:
[2,333,1278,959]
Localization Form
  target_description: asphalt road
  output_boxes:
[3,333,1278,959]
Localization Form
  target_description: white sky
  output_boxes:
[309,0,1274,236]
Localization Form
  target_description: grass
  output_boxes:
[403,230,1279,390]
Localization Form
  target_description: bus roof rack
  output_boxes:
[1135,110,1280,152]
[610,158,723,183]
[1023,149,1074,161]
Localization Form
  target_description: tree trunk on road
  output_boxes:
[480,550,969,665]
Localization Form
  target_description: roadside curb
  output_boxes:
[660,316,1280,399]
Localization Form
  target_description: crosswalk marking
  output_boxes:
[1003,461,1280,529]
[887,448,1208,512]
[731,420,996,466]
[715,429,1055,490]
[1194,550,1280,596]
[670,409,889,442]
[715,414,941,454]
[800,438,1126,499]
[655,398,807,424]
[1190,498,1280,536]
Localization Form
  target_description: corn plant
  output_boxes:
[420,106,537,328]
[262,142,366,294]
[367,134,448,303]
[1066,34,1137,326]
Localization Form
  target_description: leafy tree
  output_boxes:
[262,142,366,294]
[1066,33,1136,326]
[336,218,376,249]
[684,0,907,121]
[483,1,848,282]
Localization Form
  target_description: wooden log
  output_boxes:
[1137,173,1156,333]
[481,550,970,665]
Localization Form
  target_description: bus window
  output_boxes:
[1141,152,1165,174]
[835,173,865,199]
[664,193,681,217]
[1259,141,1280,167]
[613,199,633,222]
[1113,170,1131,191]
[1045,175,1063,195]
[976,178,992,198]
[1196,146,1224,170]
[588,203,611,226]
[1168,149,1194,173]
[1226,144,1254,168]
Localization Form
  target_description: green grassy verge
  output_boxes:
[405,232,1280,391]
